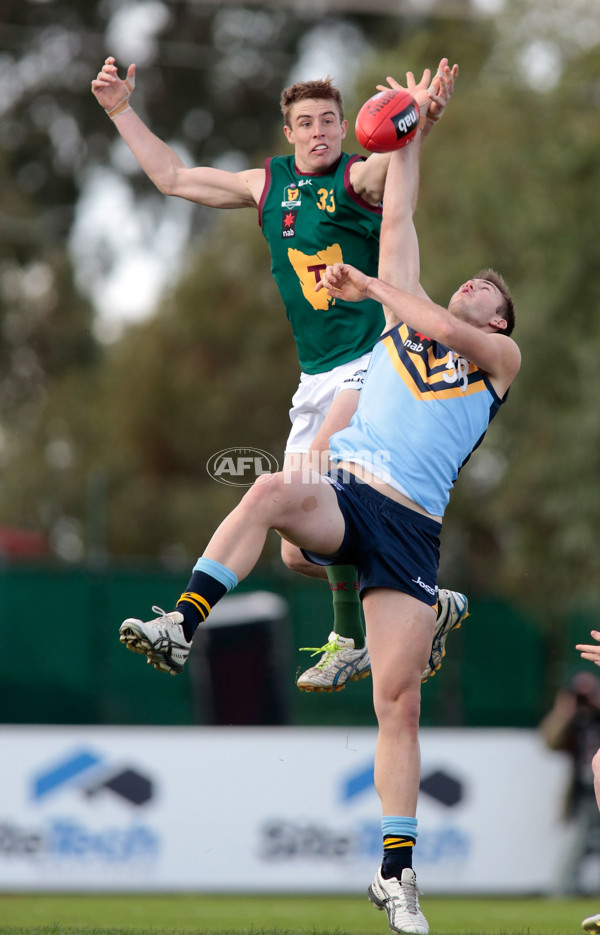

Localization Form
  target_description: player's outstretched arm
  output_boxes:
[576,631,600,666]
[91,57,263,209]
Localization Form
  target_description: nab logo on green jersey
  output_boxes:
[281,210,297,239]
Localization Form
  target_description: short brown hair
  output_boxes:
[280,78,344,128]
[476,268,515,335]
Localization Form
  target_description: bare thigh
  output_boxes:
[280,453,333,577]
[364,589,436,695]
[273,469,346,557]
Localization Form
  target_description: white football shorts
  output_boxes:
[285,351,371,455]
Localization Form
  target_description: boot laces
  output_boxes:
[299,635,341,670]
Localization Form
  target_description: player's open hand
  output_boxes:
[427,58,459,124]
[316,263,370,304]
[376,59,458,127]
[376,68,432,115]
[91,56,136,112]
[576,630,600,667]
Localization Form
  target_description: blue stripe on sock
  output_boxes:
[193,557,238,592]
[382,816,418,838]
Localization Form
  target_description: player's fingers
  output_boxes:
[579,651,600,663]
[409,68,430,92]
[445,70,456,93]
[446,65,459,89]
[436,69,452,94]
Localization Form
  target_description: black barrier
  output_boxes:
[189,591,292,726]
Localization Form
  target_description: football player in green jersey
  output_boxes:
[92,56,466,693]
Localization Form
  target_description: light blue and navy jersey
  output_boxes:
[328,322,506,517]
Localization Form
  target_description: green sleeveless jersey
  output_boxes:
[258,153,384,374]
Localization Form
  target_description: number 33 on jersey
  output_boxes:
[259,153,385,375]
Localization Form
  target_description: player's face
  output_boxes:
[448,279,506,330]
[283,99,348,174]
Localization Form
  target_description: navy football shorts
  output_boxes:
[302,469,441,606]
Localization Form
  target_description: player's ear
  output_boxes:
[340,118,348,140]
[283,124,294,145]
[491,316,507,332]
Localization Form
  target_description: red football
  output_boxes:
[355,88,420,153]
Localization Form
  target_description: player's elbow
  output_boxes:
[153,174,179,197]
[152,164,189,198]
[360,184,385,206]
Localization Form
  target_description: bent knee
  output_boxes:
[281,538,309,572]
[243,471,285,505]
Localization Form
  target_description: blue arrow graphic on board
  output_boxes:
[32,750,102,799]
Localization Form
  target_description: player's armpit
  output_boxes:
[348,153,391,205]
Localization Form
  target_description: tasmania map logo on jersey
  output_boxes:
[281,184,302,209]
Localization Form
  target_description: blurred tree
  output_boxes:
[0,142,98,556]
[95,207,298,561]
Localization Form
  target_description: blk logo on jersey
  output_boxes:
[281,210,297,238]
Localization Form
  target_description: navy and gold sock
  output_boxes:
[381,816,417,880]
[176,558,238,642]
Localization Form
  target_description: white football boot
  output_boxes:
[368,866,429,934]
[119,607,191,675]
[583,914,600,933]
[296,631,370,692]
[421,589,469,681]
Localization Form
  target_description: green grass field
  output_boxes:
[0,893,598,935]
